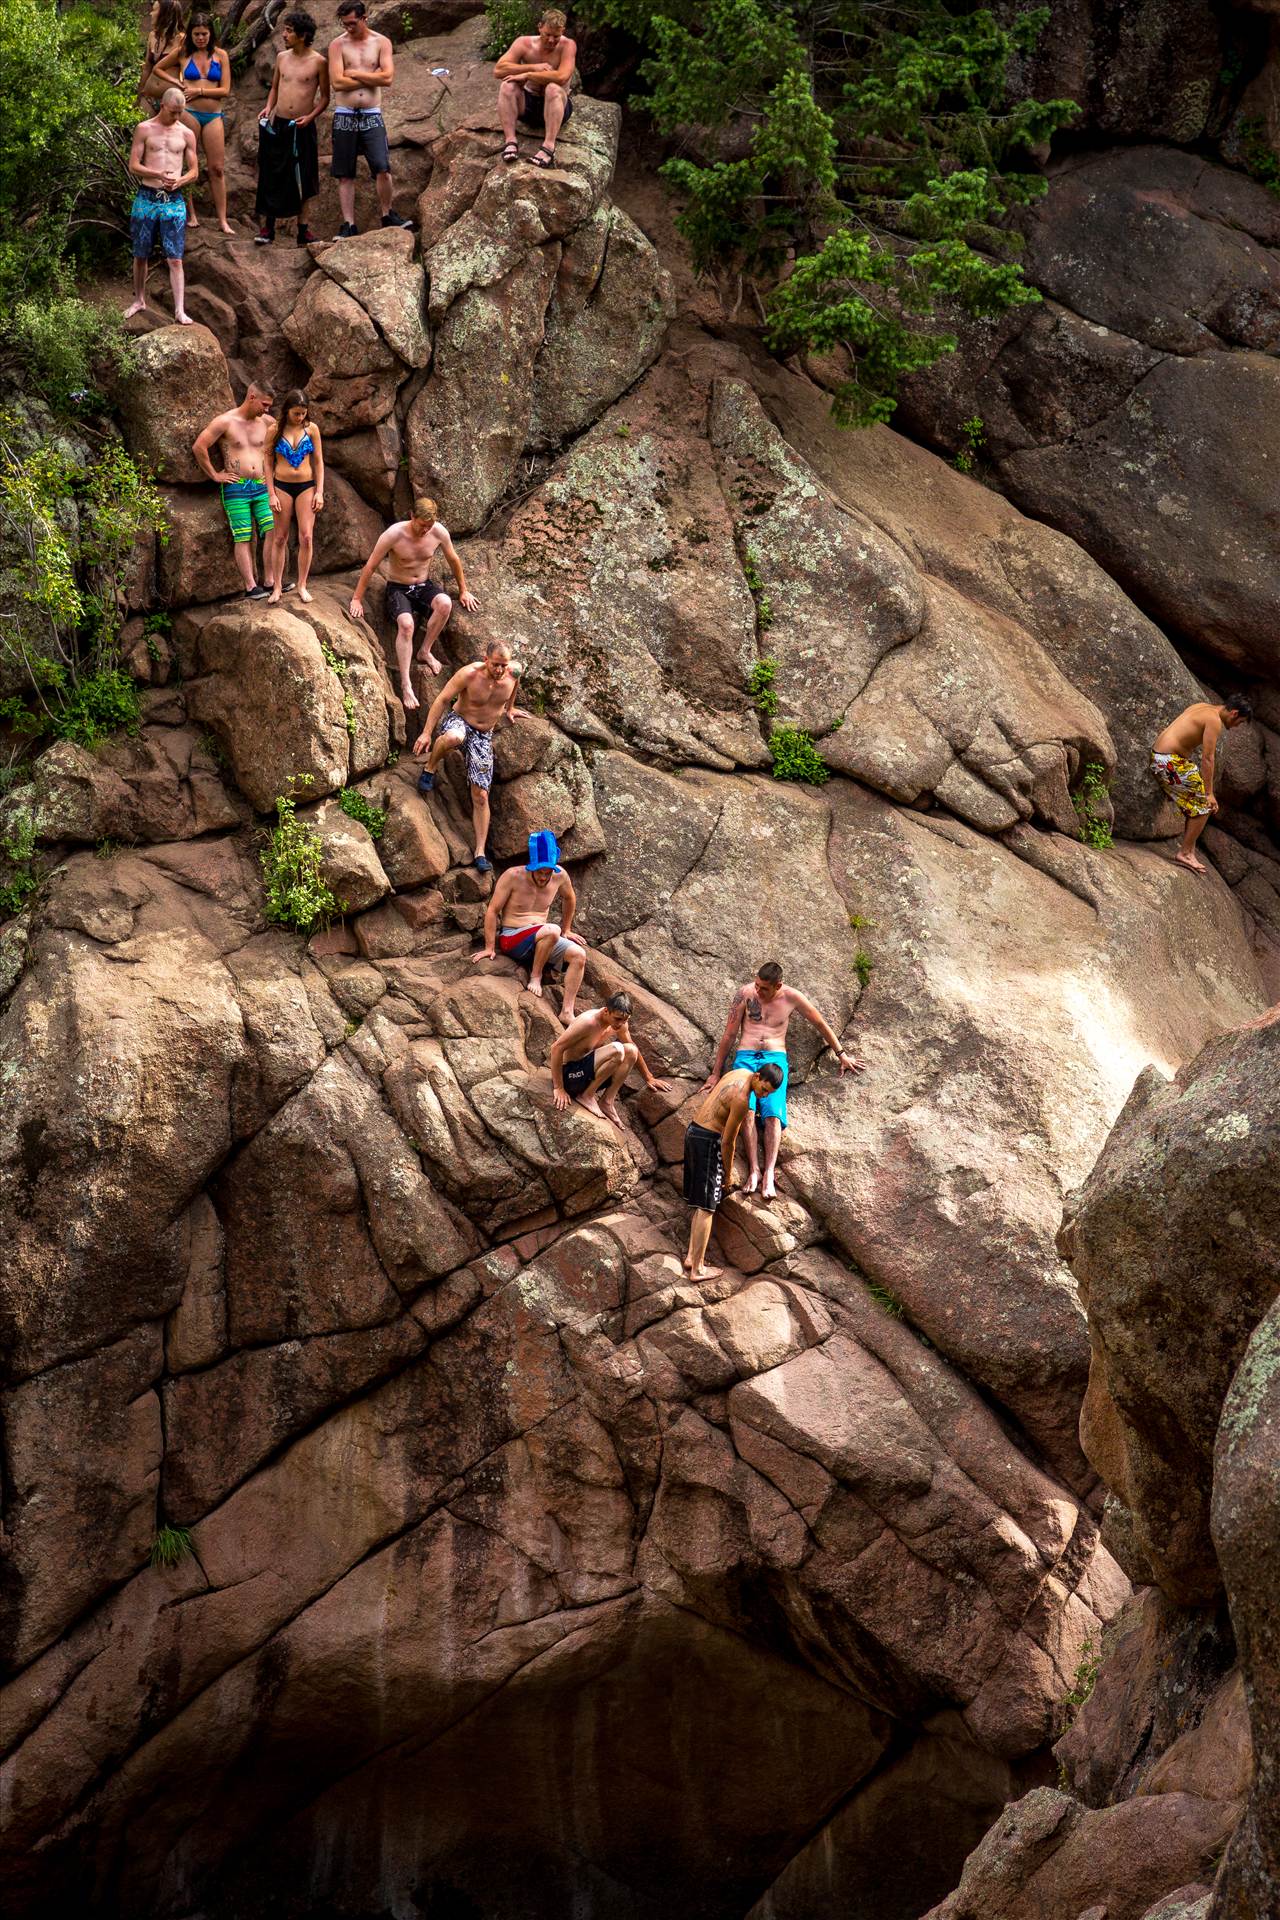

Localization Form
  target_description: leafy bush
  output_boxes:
[150,1525,194,1570]
[261,792,343,934]
[953,414,986,473]
[747,655,779,717]
[337,786,388,840]
[767,724,829,786]
[1073,761,1114,850]
[588,0,1077,424]
[0,807,39,918]
[853,949,873,989]
[484,0,535,60]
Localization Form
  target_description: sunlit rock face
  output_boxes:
[2,18,1279,1920]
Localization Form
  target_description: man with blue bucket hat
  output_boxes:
[473,828,588,1022]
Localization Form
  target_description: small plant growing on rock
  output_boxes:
[0,808,39,918]
[1057,1635,1101,1736]
[337,787,387,840]
[853,949,873,989]
[150,1525,194,1570]
[261,790,343,935]
[952,415,986,474]
[1073,762,1114,850]
[866,1279,903,1318]
[320,639,348,679]
[747,656,779,717]
[767,724,829,786]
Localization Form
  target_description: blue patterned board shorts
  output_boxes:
[131,187,187,261]
[733,1047,790,1127]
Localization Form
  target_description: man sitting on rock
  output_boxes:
[256,8,329,247]
[495,7,577,169]
[348,498,477,710]
[192,384,281,600]
[473,828,589,1020]
[412,638,528,874]
[550,992,669,1124]
[124,88,198,326]
[1151,694,1254,875]
[704,960,864,1202]
[328,0,414,236]
[683,1062,784,1280]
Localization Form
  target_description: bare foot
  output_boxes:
[267,586,282,606]
[761,1176,777,1202]
[400,682,419,711]
[691,1264,723,1281]
[600,1098,625,1131]
[1175,852,1206,874]
[124,298,148,318]
[560,1005,578,1025]
[298,586,312,603]
[527,977,544,999]
[416,649,443,676]
[174,310,194,325]
[744,1170,760,1195]
[188,215,199,228]
[219,222,234,236]
[578,1093,606,1120]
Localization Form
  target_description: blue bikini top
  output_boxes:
[183,55,222,81]
[276,432,314,467]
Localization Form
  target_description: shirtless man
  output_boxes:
[257,9,330,246]
[328,0,414,236]
[550,993,669,1124]
[413,638,528,873]
[124,89,198,326]
[495,8,577,168]
[473,829,588,1020]
[705,960,864,1201]
[192,385,280,599]
[1151,695,1254,874]
[683,1063,783,1279]
[348,499,477,709]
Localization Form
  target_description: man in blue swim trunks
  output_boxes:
[472,829,588,1022]
[704,959,864,1201]
[124,89,198,326]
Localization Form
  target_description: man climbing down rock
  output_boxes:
[550,992,669,1124]
[1151,695,1254,874]
[348,498,476,710]
[124,88,198,326]
[412,638,528,874]
[704,960,864,1201]
[495,8,577,169]
[328,0,414,236]
[683,1062,784,1279]
[256,8,329,247]
[192,383,281,599]
[473,829,588,1020]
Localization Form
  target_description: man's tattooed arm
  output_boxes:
[708,985,751,1083]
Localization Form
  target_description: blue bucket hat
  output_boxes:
[527,830,560,872]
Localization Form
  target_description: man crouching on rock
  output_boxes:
[192,383,280,600]
[413,638,528,873]
[473,828,587,1019]
[550,992,668,1125]
[683,1062,783,1278]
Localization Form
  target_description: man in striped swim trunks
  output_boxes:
[192,385,281,600]
[1150,696,1254,874]
[704,959,864,1201]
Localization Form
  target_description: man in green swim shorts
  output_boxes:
[703,959,864,1201]
[192,383,281,600]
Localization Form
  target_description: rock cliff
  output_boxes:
[1,13,1278,1920]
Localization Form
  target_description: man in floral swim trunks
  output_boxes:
[412,638,529,873]
[1151,695,1253,874]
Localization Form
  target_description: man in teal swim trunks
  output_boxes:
[192,384,281,600]
[703,959,864,1201]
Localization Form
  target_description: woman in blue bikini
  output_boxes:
[266,390,325,604]
[158,13,233,234]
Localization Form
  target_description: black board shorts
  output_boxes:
[683,1123,724,1213]
[385,579,447,624]
[562,1049,596,1097]
[331,108,391,179]
[520,87,573,128]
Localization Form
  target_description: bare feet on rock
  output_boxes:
[527,976,544,999]
[744,1171,760,1195]
[298,586,312,603]
[267,585,282,606]
[600,1098,625,1131]
[578,1093,606,1120]
[1175,852,1206,874]
[124,298,148,318]
[174,310,194,325]
[761,1175,777,1203]
[691,1264,722,1281]
[400,681,419,711]
[416,649,443,676]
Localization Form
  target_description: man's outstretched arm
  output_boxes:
[348,529,396,620]
[793,992,864,1073]
[473,869,511,961]
[414,665,470,755]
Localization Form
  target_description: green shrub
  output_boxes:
[952,414,986,474]
[1073,761,1114,850]
[853,949,873,989]
[55,667,141,748]
[260,791,343,935]
[337,786,388,840]
[747,655,779,717]
[483,0,534,60]
[0,806,39,917]
[767,724,829,786]
[150,1525,194,1570]
[1057,1635,1101,1734]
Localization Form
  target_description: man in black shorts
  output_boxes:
[256,10,328,246]
[494,8,577,168]
[683,1061,783,1279]
[348,497,477,711]
[327,0,413,235]
[549,993,668,1124]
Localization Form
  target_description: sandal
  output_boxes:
[501,142,519,163]
[532,146,555,168]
